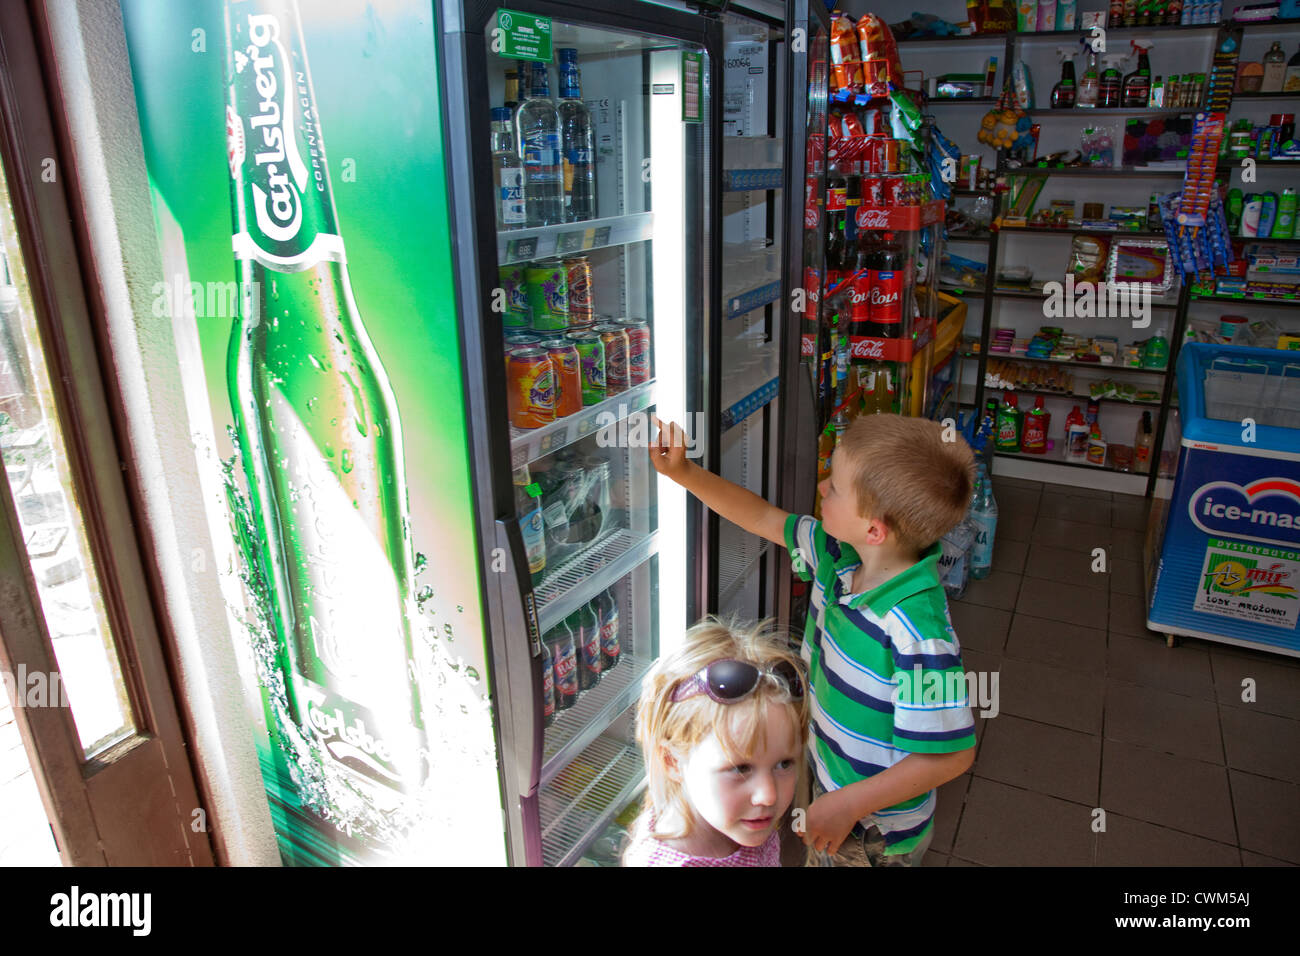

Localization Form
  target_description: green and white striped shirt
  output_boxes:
[786,514,976,855]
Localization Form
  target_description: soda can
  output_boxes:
[507,348,555,429]
[544,341,584,418]
[566,330,606,405]
[525,258,569,332]
[498,263,531,329]
[548,625,578,711]
[615,318,652,385]
[862,175,884,207]
[885,175,907,207]
[504,331,543,352]
[593,323,630,396]
[563,255,594,325]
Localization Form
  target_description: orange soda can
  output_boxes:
[593,324,630,396]
[508,348,555,428]
[544,341,584,417]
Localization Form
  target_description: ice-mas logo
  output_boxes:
[1188,478,1300,548]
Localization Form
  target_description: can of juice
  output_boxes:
[544,341,584,418]
[563,255,594,326]
[566,330,606,405]
[593,323,630,397]
[507,348,555,428]
[615,318,651,385]
[499,263,531,329]
[525,258,569,332]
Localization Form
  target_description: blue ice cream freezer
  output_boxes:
[1147,343,1300,657]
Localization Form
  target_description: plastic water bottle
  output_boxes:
[516,62,563,227]
[939,520,974,600]
[557,48,596,223]
[491,107,526,230]
[969,464,998,580]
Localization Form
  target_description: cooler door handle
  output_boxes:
[493,518,544,797]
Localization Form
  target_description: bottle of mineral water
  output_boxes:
[491,107,526,230]
[969,464,998,580]
[557,48,596,222]
[516,62,563,227]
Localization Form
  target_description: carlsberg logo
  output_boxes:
[242,13,310,242]
[307,700,402,786]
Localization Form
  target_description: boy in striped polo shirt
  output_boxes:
[649,413,976,866]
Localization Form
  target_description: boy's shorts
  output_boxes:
[804,778,933,868]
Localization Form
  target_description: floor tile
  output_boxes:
[931,773,970,855]
[961,570,1022,610]
[1108,591,1158,637]
[1211,649,1300,720]
[1106,633,1216,699]
[1023,542,1109,591]
[1095,814,1241,866]
[1229,771,1300,864]
[975,713,1101,804]
[1015,578,1109,631]
[949,602,1011,654]
[991,475,1044,493]
[1109,528,1146,562]
[1218,706,1300,785]
[1103,681,1225,764]
[999,507,1037,543]
[954,777,1095,866]
[920,852,949,866]
[1038,492,1113,526]
[1240,851,1297,866]
[1100,739,1235,844]
[992,537,1028,574]
[1046,484,1112,502]
[1109,558,1146,597]
[999,657,1104,734]
[947,855,985,866]
[1111,500,1150,532]
[1005,614,1107,676]
[1032,516,1112,553]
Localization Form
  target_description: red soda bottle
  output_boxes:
[866,231,904,338]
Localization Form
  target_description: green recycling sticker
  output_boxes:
[494,10,552,63]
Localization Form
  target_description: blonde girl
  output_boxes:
[623,617,809,867]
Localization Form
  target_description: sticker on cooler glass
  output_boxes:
[1194,539,1299,630]
[229,10,344,273]
[1187,478,1300,550]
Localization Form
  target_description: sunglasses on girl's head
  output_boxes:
[670,659,804,704]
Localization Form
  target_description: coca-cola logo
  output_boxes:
[801,334,815,356]
[870,288,900,307]
[851,338,885,359]
[805,204,819,228]
[857,208,890,230]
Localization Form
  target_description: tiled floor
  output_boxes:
[926,476,1300,867]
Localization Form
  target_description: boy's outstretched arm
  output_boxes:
[649,415,790,546]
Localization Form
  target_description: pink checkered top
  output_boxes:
[622,813,781,867]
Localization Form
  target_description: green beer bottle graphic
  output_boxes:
[225,0,426,811]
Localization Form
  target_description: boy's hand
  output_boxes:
[803,788,866,856]
[648,414,692,482]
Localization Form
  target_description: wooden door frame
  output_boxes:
[0,0,214,866]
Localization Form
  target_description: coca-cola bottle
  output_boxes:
[825,215,848,294]
[802,222,822,323]
[849,232,876,335]
[865,231,904,338]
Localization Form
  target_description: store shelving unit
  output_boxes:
[885,7,1300,495]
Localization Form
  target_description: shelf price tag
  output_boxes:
[494,10,552,63]
[557,230,587,255]
[506,237,539,262]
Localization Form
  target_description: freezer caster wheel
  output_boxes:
[1165,633,1179,648]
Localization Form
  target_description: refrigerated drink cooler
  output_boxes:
[442,1,721,865]
[1146,343,1300,657]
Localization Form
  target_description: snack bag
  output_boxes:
[856,13,902,100]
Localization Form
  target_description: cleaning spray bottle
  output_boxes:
[1078,43,1101,109]
[1122,40,1154,107]
[995,392,1022,451]
[1052,47,1078,108]
[1099,53,1126,108]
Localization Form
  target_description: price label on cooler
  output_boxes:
[506,237,539,262]
[558,230,588,255]
[593,226,611,247]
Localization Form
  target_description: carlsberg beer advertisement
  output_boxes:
[122,0,505,865]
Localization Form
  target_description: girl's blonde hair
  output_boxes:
[633,616,809,842]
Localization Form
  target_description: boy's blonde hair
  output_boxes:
[836,414,975,552]
[633,617,809,842]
